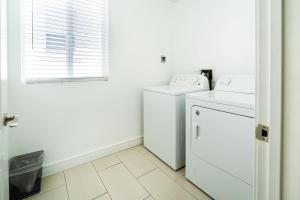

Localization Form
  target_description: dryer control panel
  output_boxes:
[214,75,255,94]
[170,74,209,89]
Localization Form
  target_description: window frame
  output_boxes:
[20,0,109,84]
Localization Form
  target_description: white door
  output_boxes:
[0,0,8,196]
[256,0,282,199]
[0,0,17,199]
[0,0,8,197]
[0,108,9,200]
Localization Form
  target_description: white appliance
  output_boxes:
[185,75,255,200]
[144,74,209,170]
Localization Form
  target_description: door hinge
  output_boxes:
[256,124,269,142]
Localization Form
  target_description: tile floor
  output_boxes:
[27,145,212,200]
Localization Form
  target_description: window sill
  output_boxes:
[24,76,109,84]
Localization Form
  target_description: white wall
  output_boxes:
[282,0,300,198]
[8,0,173,168]
[170,0,256,82]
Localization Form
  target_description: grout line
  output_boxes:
[91,162,113,200]
[63,171,71,200]
[120,162,151,199]
[143,196,155,200]
[175,182,200,200]
[131,145,150,156]
[104,162,121,171]
[145,196,155,200]
[175,178,213,200]
[135,150,200,199]
[90,152,122,172]
[113,153,121,162]
[93,153,121,163]
[90,192,110,200]
[116,147,158,178]
[119,162,138,181]
[138,167,200,200]
[134,146,153,156]
[140,151,185,182]
[137,167,158,179]
[115,151,122,161]
[91,152,124,174]
[94,161,122,172]
[114,148,160,199]
[136,173,154,200]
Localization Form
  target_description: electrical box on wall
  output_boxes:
[161,55,166,63]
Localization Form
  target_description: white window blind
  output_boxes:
[22,0,108,83]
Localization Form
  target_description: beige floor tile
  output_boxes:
[27,186,68,200]
[93,154,121,171]
[143,151,185,181]
[94,193,111,200]
[41,172,66,193]
[176,177,212,200]
[145,196,155,200]
[99,164,149,200]
[131,145,151,155]
[139,169,196,200]
[64,162,106,200]
[116,148,157,177]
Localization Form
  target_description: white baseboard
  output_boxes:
[43,136,143,177]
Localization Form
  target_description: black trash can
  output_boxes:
[9,151,44,200]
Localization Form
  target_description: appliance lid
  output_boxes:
[187,90,255,109]
[214,75,255,94]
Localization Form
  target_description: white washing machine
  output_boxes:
[143,74,209,170]
[185,75,255,200]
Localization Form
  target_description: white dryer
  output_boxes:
[185,75,255,200]
[144,74,209,170]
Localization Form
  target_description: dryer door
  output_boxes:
[191,106,255,185]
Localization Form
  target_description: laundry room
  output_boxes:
[1,0,295,200]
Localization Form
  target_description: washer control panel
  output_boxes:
[170,74,209,88]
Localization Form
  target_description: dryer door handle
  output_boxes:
[192,123,200,139]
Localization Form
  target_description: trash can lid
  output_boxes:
[9,151,44,176]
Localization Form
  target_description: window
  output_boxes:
[22,0,108,83]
